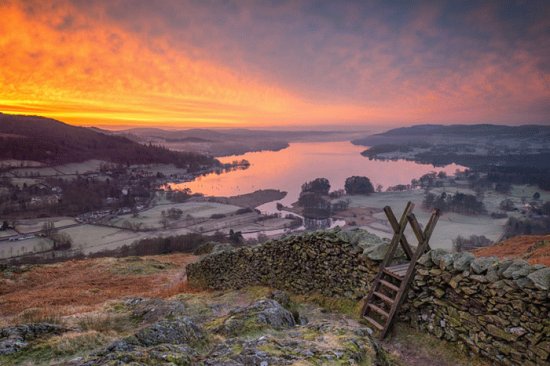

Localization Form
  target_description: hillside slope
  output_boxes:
[0,254,487,366]
[473,235,550,266]
[352,124,550,146]
[0,113,219,169]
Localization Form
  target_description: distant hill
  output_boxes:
[352,124,550,146]
[0,113,219,169]
[109,127,368,157]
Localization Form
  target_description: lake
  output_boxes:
[169,141,463,212]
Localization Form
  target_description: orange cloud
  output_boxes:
[0,1,548,128]
[0,1,380,127]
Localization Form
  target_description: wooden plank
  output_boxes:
[373,291,394,304]
[383,268,404,279]
[379,279,400,292]
[422,209,441,247]
[364,316,384,330]
[384,207,414,260]
[386,263,410,270]
[420,210,438,251]
[407,213,425,244]
[368,303,389,318]
[392,268,408,275]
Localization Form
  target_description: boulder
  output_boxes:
[470,256,498,274]
[133,316,206,347]
[216,299,296,337]
[430,248,449,265]
[453,252,475,272]
[527,267,550,290]
[501,260,530,279]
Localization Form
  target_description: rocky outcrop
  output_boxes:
[214,299,296,336]
[81,295,390,366]
[187,228,550,366]
[0,323,66,355]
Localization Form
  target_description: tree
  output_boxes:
[51,232,72,250]
[301,178,330,195]
[423,192,436,209]
[42,221,56,237]
[345,176,374,195]
[160,211,169,229]
[229,229,244,244]
[167,208,183,219]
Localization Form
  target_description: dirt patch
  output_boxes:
[472,235,550,266]
[382,323,490,366]
[0,254,199,321]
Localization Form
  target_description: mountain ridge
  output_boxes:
[0,113,219,168]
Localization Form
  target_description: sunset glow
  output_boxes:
[1,0,548,128]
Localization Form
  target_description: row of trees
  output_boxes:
[423,191,486,215]
[503,216,550,238]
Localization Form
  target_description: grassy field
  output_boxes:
[15,217,77,234]
[108,201,243,230]
[0,237,52,259]
[341,190,508,250]
[58,225,148,254]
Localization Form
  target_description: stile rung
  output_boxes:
[373,291,394,304]
[368,303,389,318]
[379,279,400,292]
[364,316,384,330]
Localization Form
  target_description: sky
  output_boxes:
[0,0,549,129]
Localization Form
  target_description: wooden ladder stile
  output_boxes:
[359,202,414,318]
[360,203,440,339]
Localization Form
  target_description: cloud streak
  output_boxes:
[0,0,548,127]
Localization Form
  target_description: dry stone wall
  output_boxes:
[187,229,388,298]
[186,229,550,366]
[403,249,550,366]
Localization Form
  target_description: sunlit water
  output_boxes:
[171,141,463,206]
[168,141,463,235]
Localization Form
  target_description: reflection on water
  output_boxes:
[169,141,464,208]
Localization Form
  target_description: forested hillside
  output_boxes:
[0,113,219,169]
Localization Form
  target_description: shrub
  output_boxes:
[210,213,226,219]
[503,217,550,238]
[301,178,330,195]
[344,176,374,195]
[453,235,493,252]
[235,207,253,215]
